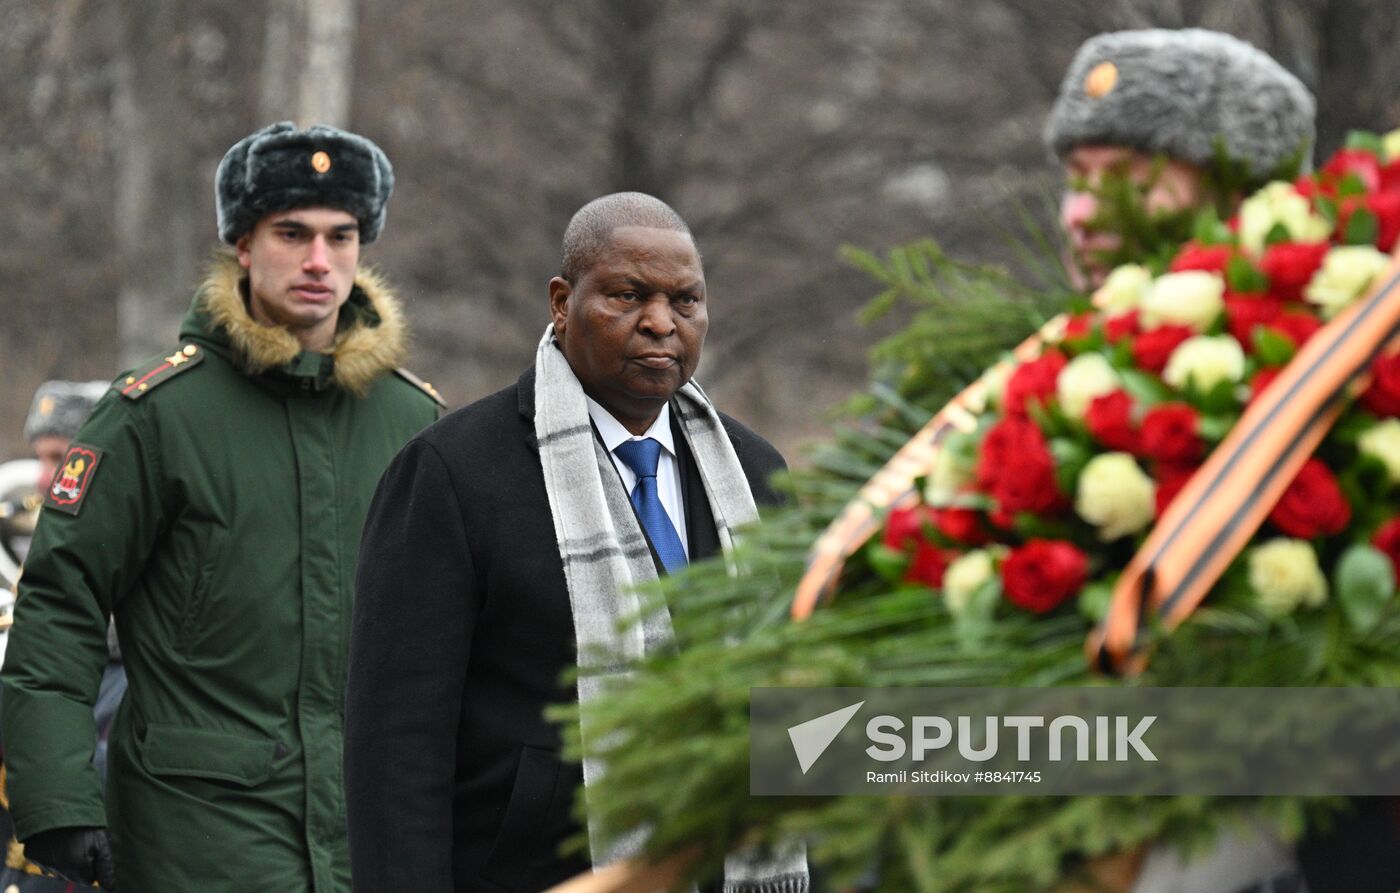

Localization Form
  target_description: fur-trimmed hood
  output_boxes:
[183,253,408,397]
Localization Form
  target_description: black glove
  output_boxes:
[23,825,118,890]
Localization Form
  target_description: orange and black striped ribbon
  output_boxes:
[791,329,1050,620]
[1092,249,1400,674]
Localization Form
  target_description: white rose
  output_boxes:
[1248,538,1328,615]
[1238,181,1331,255]
[1359,418,1400,485]
[975,361,1013,413]
[1162,335,1246,393]
[1304,245,1391,319]
[1056,353,1120,420]
[1140,270,1225,332]
[1039,315,1070,345]
[1093,264,1153,313]
[925,444,976,506]
[1384,129,1400,163]
[1075,452,1156,541]
[942,549,996,614]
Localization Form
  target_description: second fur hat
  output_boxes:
[1044,29,1316,182]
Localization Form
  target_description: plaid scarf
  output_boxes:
[533,326,808,893]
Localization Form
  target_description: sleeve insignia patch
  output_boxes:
[43,442,104,516]
[120,343,205,400]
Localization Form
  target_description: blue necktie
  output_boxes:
[613,438,688,574]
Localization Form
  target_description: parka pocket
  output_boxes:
[174,526,230,653]
[140,724,278,787]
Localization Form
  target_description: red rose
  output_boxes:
[1002,539,1088,613]
[883,505,931,551]
[1104,309,1140,343]
[1372,517,1400,582]
[882,507,962,586]
[1337,193,1400,253]
[1322,149,1383,193]
[1064,312,1095,341]
[1224,295,1282,347]
[989,453,1060,521]
[1260,242,1330,302]
[1268,458,1351,538]
[1170,241,1233,274]
[1131,325,1195,374]
[1266,312,1323,350]
[1155,463,1199,518]
[1084,390,1138,452]
[1368,192,1400,252]
[1250,367,1283,405]
[1003,350,1067,416]
[1361,351,1400,417]
[930,507,988,545]
[975,416,1033,487]
[1139,403,1203,463]
[1381,159,1400,195]
[1294,175,1324,199]
[976,417,1060,524]
[906,542,954,588]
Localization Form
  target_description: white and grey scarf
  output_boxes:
[533,326,808,893]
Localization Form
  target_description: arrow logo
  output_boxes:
[787,701,864,774]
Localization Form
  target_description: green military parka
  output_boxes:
[1,255,441,892]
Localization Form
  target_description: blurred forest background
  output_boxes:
[3,0,1398,458]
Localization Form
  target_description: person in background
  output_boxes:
[1044,28,1315,289]
[24,383,111,497]
[1,380,112,874]
[3,381,111,666]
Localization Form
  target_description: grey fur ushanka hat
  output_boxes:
[215,122,394,244]
[24,380,108,443]
[1045,29,1316,180]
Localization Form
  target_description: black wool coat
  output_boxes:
[345,366,787,892]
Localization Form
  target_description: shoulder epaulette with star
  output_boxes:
[119,343,206,400]
[393,367,447,409]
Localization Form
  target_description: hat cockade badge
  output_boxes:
[1085,61,1118,99]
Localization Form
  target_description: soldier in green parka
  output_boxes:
[0,122,442,892]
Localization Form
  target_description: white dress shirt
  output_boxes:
[586,397,689,557]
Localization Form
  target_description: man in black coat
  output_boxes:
[345,192,787,892]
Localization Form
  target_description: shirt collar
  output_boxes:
[585,396,676,457]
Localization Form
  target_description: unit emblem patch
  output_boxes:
[44,442,104,516]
